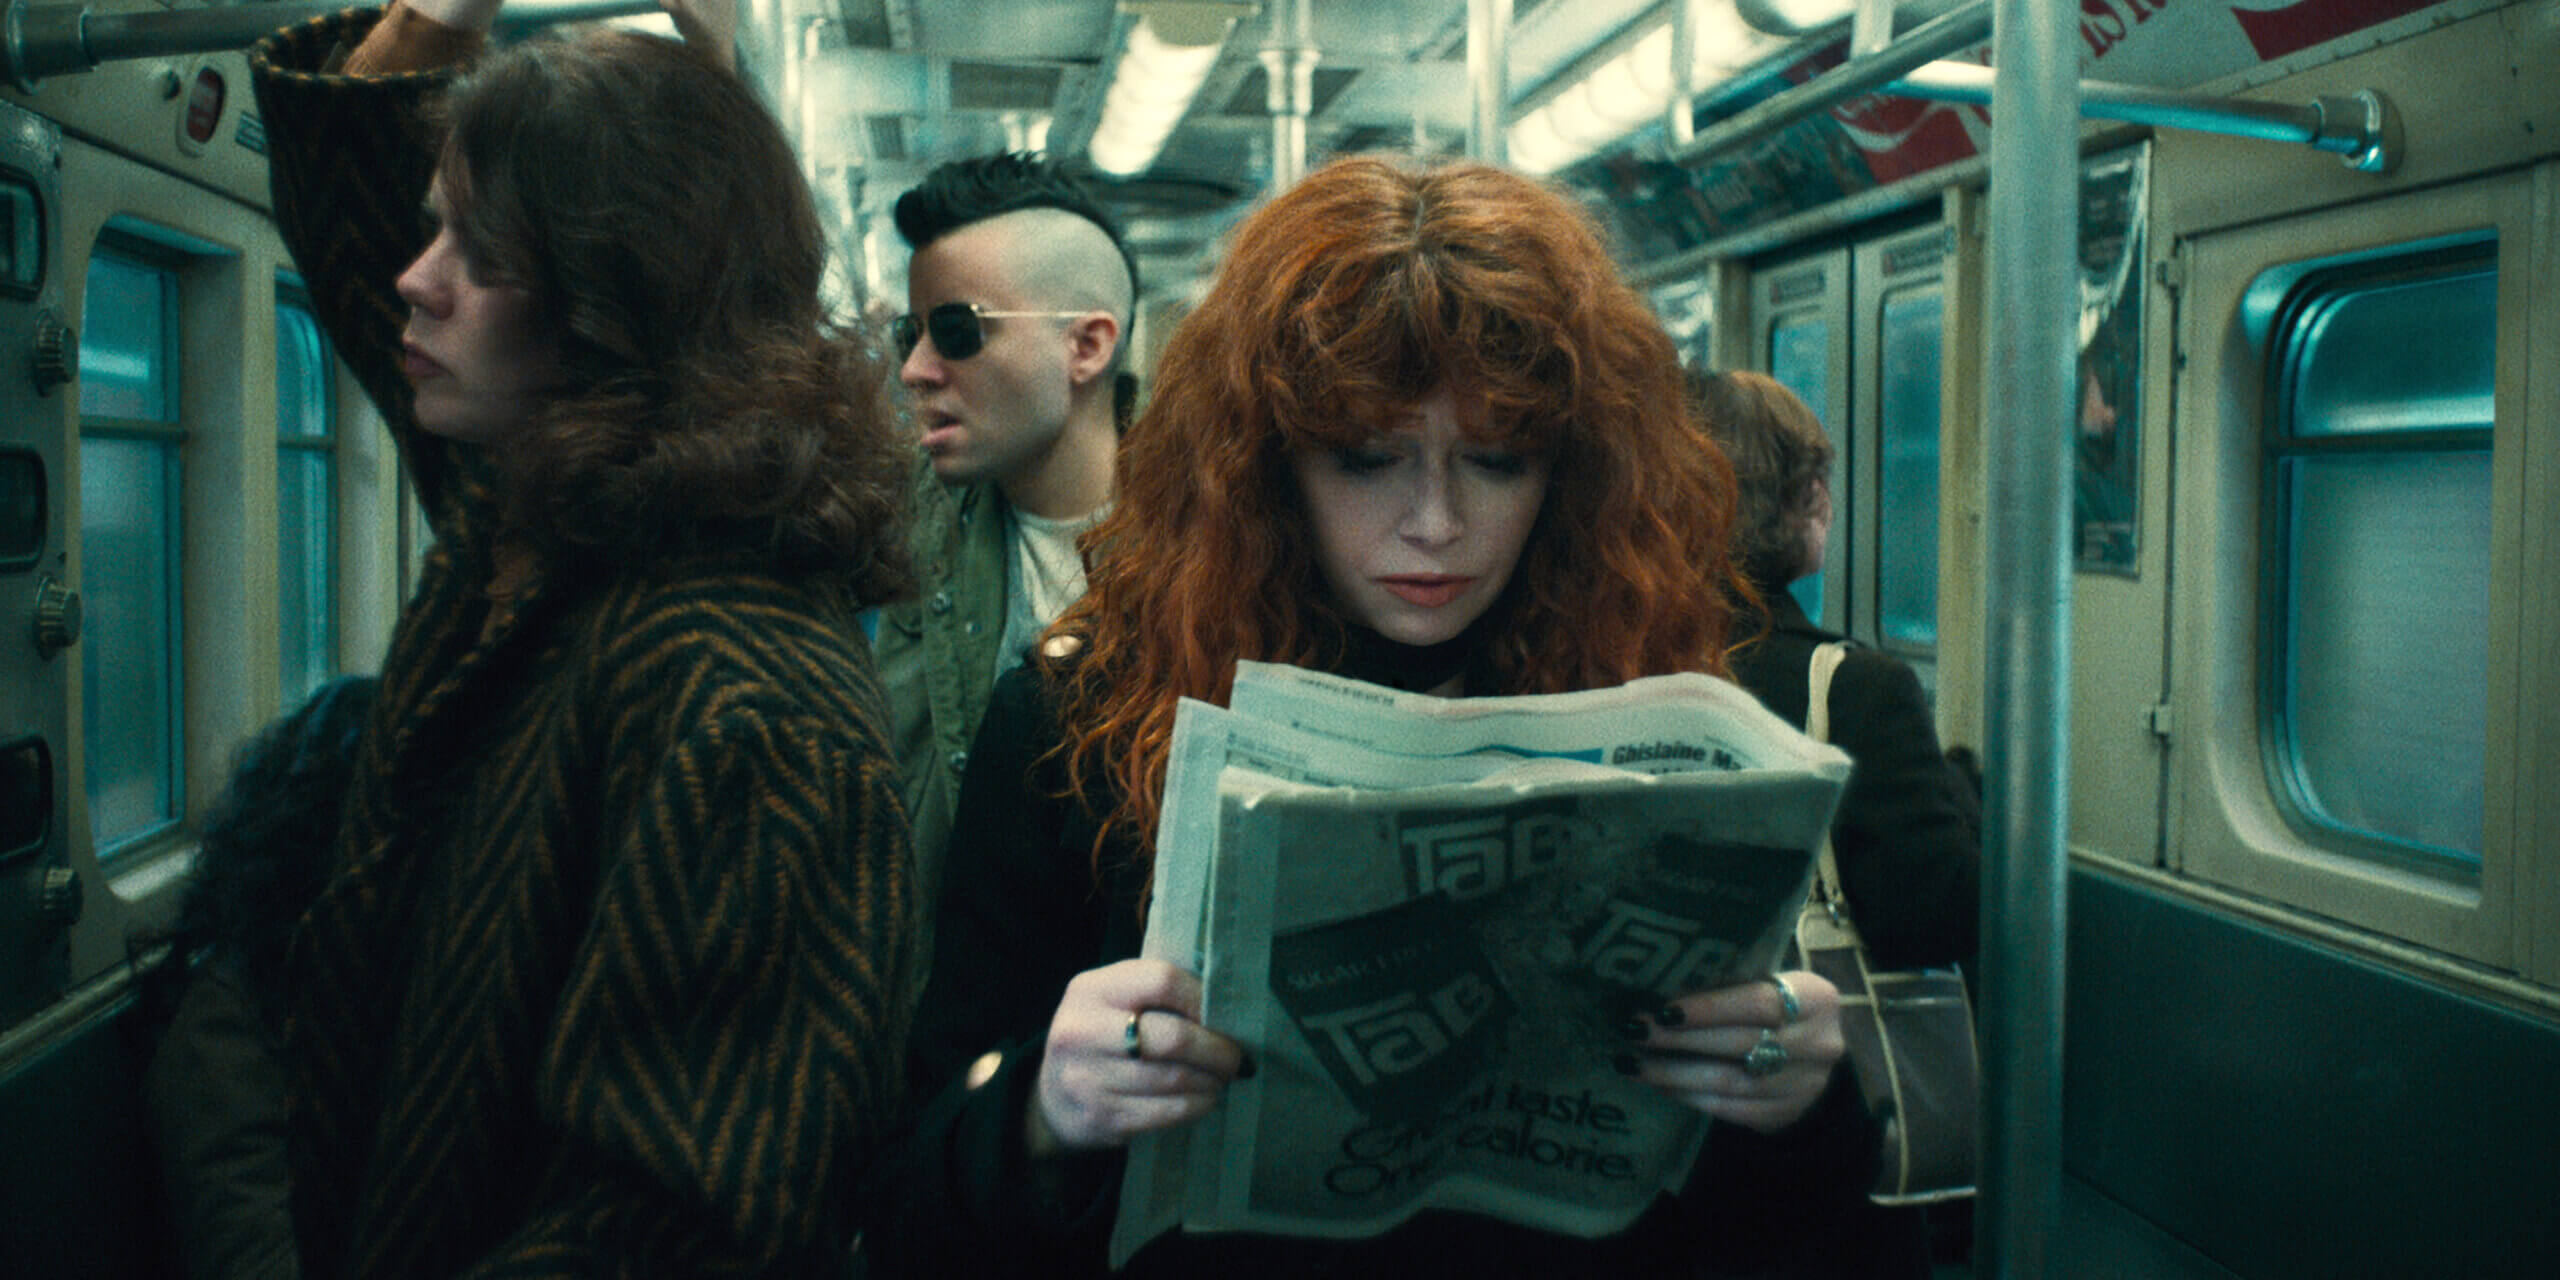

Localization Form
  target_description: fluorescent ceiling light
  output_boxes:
[1746,0,1855,33]
[1088,7,1241,177]
[1507,0,1788,174]
[608,13,678,38]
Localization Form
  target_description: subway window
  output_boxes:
[277,282,336,705]
[2261,240,2494,872]
[1767,312,1832,624]
[1874,282,1942,654]
[76,237,185,856]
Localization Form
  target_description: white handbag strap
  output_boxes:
[1806,641,1847,744]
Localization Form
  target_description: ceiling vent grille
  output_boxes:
[947,61,1065,112]
[1431,0,1558,60]
[1329,124,1427,155]
[1217,64,1359,118]
[833,0,892,49]
[865,115,908,163]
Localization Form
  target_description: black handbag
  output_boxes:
[1797,641,1981,1206]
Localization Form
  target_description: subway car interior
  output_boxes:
[3,0,2556,1275]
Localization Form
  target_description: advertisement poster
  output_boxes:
[2075,144,2147,574]
[1586,0,2463,262]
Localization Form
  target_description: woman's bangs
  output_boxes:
[1268,302,1441,449]
[1473,365,1574,455]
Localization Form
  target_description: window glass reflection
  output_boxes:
[1876,286,1941,652]
[2270,252,2493,868]
[1769,315,1831,625]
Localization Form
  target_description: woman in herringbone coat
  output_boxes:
[242,2,916,1275]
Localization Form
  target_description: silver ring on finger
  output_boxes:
[1765,973,1801,1026]
[1742,1027,1789,1079]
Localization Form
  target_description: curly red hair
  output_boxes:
[1053,155,1744,873]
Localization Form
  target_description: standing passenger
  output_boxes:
[1694,369,1979,974]
[876,153,1136,976]
[143,677,374,1280]
[871,155,1879,1277]
[247,2,915,1275]
[1698,367,1983,1278]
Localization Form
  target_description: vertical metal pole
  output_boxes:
[1260,0,1316,192]
[796,15,828,184]
[1664,0,1695,149]
[1977,0,2078,1274]
[1850,0,1896,57]
[1466,0,1510,165]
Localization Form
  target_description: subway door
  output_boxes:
[0,102,75,1031]
[1849,223,1952,695]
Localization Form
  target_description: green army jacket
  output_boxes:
[875,458,1011,960]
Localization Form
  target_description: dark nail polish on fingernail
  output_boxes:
[1611,1052,1641,1076]
[1653,1005,1685,1027]
[1616,1018,1648,1040]
[1237,1052,1259,1081]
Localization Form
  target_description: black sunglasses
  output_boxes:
[891,302,1090,360]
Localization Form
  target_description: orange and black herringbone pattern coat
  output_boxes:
[250,13,914,1277]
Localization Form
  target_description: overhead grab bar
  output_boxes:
[6,0,660,89]
[1888,60,2401,173]
[1669,0,1993,166]
[1668,0,2399,176]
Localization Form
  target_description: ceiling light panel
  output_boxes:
[1088,5,1247,177]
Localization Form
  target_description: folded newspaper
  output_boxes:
[1110,661,1853,1266]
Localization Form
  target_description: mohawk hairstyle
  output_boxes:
[892,151,1140,298]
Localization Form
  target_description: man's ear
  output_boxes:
[1063,312,1124,388]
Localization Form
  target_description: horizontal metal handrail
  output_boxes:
[1669,0,1992,167]
[1665,0,2399,177]
[1887,59,2401,173]
[6,0,661,89]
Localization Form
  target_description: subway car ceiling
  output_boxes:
[727,0,2431,309]
[0,0,2455,307]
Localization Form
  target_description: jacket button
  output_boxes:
[948,749,968,774]
[930,591,953,614]
[964,620,982,636]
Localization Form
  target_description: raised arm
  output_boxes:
[249,3,482,531]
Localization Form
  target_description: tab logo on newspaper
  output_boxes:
[1399,797,1583,902]
[1272,895,1512,1118]
[1571,833,1811,1003]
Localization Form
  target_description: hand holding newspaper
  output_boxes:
[1111,662,1852,1266]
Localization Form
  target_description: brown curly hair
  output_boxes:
[1687,368,1832,592]
[1050,154,1746,876]
[431,28,910,601]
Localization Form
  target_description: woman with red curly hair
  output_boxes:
[875,156,1878,1276]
